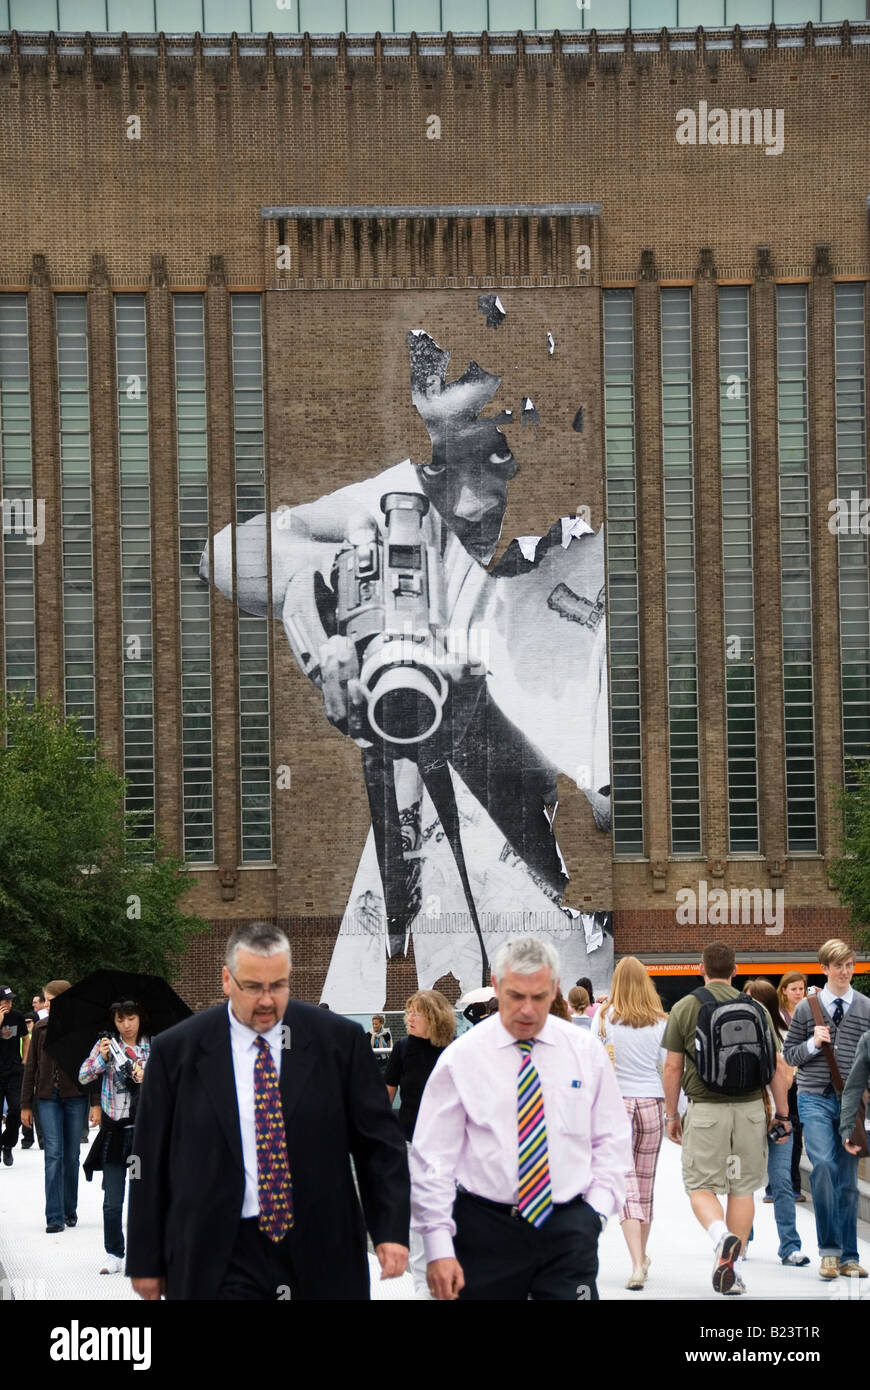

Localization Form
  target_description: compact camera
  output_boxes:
[332,492,450,746]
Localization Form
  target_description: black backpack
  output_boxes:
[693,988,776,1095]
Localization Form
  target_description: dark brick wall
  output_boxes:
[2,25,868,1007]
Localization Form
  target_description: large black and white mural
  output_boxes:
[204,327,613,1010]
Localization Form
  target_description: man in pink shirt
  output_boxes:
[409,936,632,1300]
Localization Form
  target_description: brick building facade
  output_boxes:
[1,22,868,1006]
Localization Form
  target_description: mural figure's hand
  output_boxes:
[317,635,371,746]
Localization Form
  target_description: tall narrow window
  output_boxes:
[719,287,759,852]
[174,296,214,862]
[57,296,95,743]
[115,295,155,841]
[603,289,643,854]
[231,295,273,863]
[0,296,37,702]
[661,288,701,854]
[777,284,817,851]
[834,283,870,782]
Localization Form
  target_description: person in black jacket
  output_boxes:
[126,922,410,1300]
[0,987,26,1165]
[384,989,455,1298]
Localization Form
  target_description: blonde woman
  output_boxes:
[597,956,668,1290]
[385,991,456,1140]
[385,990,456,1298]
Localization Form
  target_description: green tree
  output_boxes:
[0,695,208,999]
[827,759,870,958]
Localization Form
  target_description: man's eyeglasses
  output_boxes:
[227,970,290,998]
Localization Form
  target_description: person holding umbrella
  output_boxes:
[41,969,191,1249]
[79,1001,151,1274]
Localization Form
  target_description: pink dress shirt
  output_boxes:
[409,1013,633,1263]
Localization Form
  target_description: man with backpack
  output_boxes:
[783,938,870,1282]
[662,941,793,1296]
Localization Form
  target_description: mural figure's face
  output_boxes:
[419,417,517,563]
[493,965,558,1041]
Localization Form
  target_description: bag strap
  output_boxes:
[693,987,717,1008]
[808,993,845,1093]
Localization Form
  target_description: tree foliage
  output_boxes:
[0,695,208,999]
[827,759,870,956]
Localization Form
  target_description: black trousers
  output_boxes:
[0,1070,22,1151]
[216,1217,301,1301]
[454,1191,600,1301]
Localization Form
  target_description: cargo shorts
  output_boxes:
[681,1098,768,1196]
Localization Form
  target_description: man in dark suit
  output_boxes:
[126,922,410,1299]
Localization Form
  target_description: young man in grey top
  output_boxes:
[783,938,870,1281]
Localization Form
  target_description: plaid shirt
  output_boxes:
[78,1037,151,1121]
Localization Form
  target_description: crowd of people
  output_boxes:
[1,981,151,1273]
[1,930,869,1300]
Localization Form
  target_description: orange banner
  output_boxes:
[644,961,870,976]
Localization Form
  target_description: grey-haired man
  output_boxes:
[409,937,631,1300]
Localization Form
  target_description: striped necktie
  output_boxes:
[253,1035,294,1242]
[516,1039,553,1227]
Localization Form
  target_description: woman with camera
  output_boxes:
[78,1001,150,1274]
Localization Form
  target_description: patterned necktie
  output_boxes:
[516,1039,553,1227]
[831,998,844,1028]
[253,1035,294,1242]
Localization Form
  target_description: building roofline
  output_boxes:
[1,20,868,55]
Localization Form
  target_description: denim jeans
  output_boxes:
[39,1089,88,1228]
[102,1162,127,1258]
[797,1090,859,1263]
[766,1130,802,1259]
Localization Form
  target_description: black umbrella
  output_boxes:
[44,969,192,1086]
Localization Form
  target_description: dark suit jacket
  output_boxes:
[126,1001,410,1299]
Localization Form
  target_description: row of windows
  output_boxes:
[174,296,215,862]
[56,296,96,746]
[232,295,273,864]
[661,288,701,855]
[116,295,156,841]
[603,290,643,856]
[0,292,274,867]
[777,284,817,852]
[0,297,36,704]
[604,282,870,859]
[4,285,870,865]
[719,286,759,853]
[0,0,858,35]
[834,283,870,788]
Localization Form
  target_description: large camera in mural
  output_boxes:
[333,491,449,747]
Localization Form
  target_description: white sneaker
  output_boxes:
[712,1232,741,1294]
[99,1254,123,1275]
[723,1274,746,1296]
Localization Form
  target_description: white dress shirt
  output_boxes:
[227,1003,286,1218]
[804,986,854,1057]
[409,1013,633,1263]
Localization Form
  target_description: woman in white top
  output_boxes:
[598,956,668,1290]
